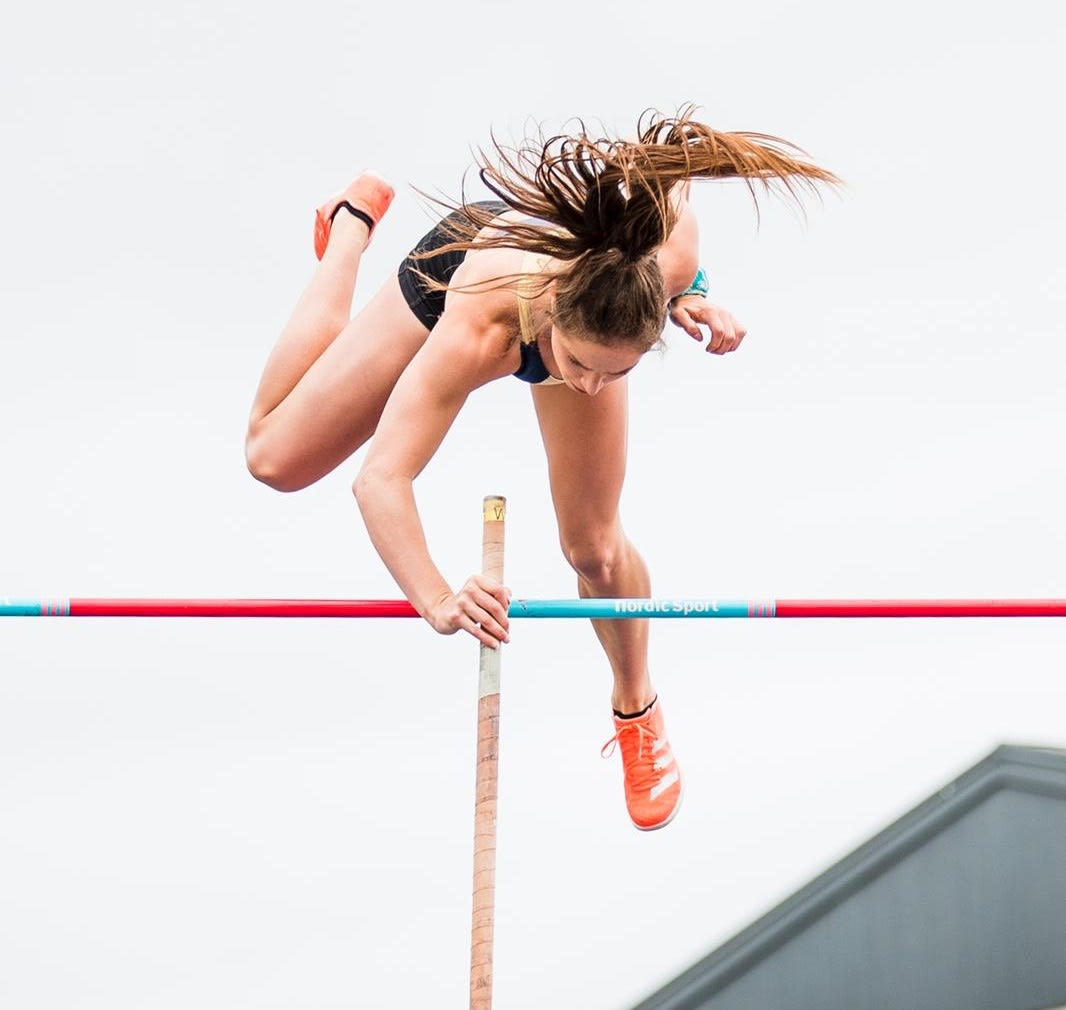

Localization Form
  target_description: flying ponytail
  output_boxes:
[415,105,839,347]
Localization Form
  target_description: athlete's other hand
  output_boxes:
[669,296,747,355]
[427,576,511,648]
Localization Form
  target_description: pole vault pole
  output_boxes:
[470,495,505,1010]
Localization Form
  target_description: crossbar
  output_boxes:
[3,598,1066,618]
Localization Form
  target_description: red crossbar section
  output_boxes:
[775,599,1066,618]
[67,599,420,618]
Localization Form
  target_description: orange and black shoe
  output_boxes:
[601,697,683,831]
[313,171,395,260]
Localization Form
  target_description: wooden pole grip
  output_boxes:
[471,495,505,1010]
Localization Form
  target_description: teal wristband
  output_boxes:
[673,266,709,301]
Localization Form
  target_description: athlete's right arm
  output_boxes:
[352,302,515,648]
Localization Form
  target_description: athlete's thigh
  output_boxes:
[270,272,431,485]
[531,379,629,538]
[304,271,430,414]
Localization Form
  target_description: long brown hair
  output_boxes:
[417,106,839,348]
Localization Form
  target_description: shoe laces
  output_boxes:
[602,719,675,794]
[601,719,658,763]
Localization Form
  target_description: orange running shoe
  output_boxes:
[601,697,683,831]
[313,171,395,260]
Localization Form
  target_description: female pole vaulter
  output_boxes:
[246,107,837,830]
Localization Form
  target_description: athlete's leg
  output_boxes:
[246,209,431,492]
[533,378,682,830]
[531,379,653,714]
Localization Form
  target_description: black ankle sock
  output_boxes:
[331,201,376,233]
[614,696,657,720]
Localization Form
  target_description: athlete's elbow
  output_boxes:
[353,463,400,515]
[352,465,378,511]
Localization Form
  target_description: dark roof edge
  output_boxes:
[632,743,1066,1010]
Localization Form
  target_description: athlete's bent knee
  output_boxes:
[245,433,312,493]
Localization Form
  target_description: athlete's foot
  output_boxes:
[313,171,395,260]
[601,697,683,831]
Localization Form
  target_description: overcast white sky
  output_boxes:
[2,2,1065,1008]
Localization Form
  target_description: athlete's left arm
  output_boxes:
[659,186,748,356]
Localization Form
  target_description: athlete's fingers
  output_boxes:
[463,578,511,625]
[464,602,508,647]
[469,597,510,643]
[457,580,510,642]
[679,308,704,341]
[707,311,745,353]
[469,575,513,614]
[708,320,733,353]
[669,302,704,341]
[464,614,502,649]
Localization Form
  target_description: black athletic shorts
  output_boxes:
[397,200,509,329]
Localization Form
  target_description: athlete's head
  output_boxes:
[551,247,666,353]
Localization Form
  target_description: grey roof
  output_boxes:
[632,745,1066,1010]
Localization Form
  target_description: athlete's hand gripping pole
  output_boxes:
[470,495,505,1010]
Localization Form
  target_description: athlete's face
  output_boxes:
[549,328,645,396]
